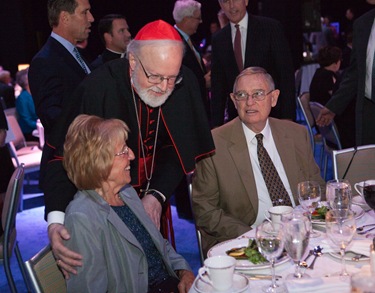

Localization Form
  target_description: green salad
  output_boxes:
[226,239,267,264]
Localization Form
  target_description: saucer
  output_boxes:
[194,273,249,293]
[352,195,371,211]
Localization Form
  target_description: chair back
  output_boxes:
[186,171,205,266]
[5,114,27,149]
[333,145,375,190]
[1,164,24,258]
[309,101,342,150]
[25,245,66,293]
[297,92,315,149]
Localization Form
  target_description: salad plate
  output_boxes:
[207,237,289,270]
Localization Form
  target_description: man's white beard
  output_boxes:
[131,72,173,108]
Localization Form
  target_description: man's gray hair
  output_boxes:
[173,0,201,23]
[233,67,275,92]
[126,39,184,59]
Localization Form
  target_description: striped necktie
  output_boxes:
[187,38,204,71]
[73,47,88,74]
[256,133,292,206]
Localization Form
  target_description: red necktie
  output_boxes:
[234,24,243,71]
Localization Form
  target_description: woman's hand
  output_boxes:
[177,270,195,293]
[48,223,83,279]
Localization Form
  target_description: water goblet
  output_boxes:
[256,221,286,293]
[325,209,356,278]
[326,179,352,210]
[284,215,311,279]
[297,181,321,237]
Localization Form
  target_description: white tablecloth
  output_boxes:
[189,209,375,293]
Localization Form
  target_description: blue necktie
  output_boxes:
[73,47,88,74]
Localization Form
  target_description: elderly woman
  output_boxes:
[62,114,194,293]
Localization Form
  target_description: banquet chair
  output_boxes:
[0,164,32,293]
[186,171,205,266]
[309,101,342,180]
[296,92,323,156]
[25,245,66,293]
[332,145,375,190]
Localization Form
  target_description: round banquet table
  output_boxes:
[189,208,375,293]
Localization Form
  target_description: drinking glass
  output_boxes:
[363,180,375,210]
[325,209,356,278]
[297,181,321,237]
[284,216,311,279]
[256,221,286,293]
[326,179,352,210]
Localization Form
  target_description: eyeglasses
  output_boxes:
[220,0,242,4]
[137,57,183,85]
[232,89,274,102]
[115,145,130,157]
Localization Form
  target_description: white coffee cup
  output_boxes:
[354,180,375,196]
[198,255,236,291]
[264,206,294,230]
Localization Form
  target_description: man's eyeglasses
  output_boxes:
[115,145,130,157]
[137,57,182,86]
[232,90,274,102]
[189,16,202,22]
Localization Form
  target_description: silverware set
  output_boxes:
[356,223,375,235]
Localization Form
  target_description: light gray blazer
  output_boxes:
[65,186,191,293]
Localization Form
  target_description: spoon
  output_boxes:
[303,250,314,262]
[356,223,375,232]
[357,226,375,235]
[308,246,323,269]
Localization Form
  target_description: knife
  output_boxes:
[238,272,282,280]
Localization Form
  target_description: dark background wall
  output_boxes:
[0,0,373,76]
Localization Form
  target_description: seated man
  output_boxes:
[192,67,325,255]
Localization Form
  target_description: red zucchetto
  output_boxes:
[134,20,182,41]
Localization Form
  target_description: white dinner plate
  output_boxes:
[328,251,370,262]
[207,237,289,270]
[194,273,249,293]
[311,203,365,226]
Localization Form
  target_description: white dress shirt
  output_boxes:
[365,17,375,99]
[242,120,296,228]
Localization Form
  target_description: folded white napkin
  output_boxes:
[319,239,372,257]
[286,276,350,293]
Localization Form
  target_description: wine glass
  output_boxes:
[325,209,356,278]
[284,215,311,279]
[256,221,286,293]
[297,181,321,237]
[326,179,352,210]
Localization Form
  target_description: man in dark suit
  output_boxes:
[211,0,295,127]
[28,0,94,267]
[317,2,375,146]
[90,14,131,70]
[192,67,324,254]
[0,70,15,109]
[173,0,210,120]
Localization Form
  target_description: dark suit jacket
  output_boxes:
[326,8,375,145]
[211,14,296,127]
[28,36,88,136]
[90,49,122,70]
[178,33,210,119]
[0,82,15,109]
[28,36,89,201]
[192,118,324,254]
